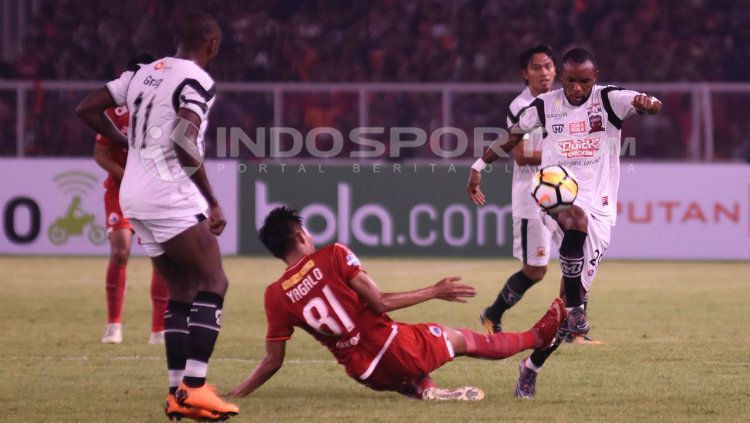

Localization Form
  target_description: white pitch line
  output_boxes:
[0,355,336,365]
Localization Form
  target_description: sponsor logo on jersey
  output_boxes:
[557,138,601,158]
[587,99,602,115]
[336,332,361,349]
[552,124,564,134]
[428,325,442,337]
[569,121,586,134]
[346,252,360,266]
[536,247,546,257]
[281,260,316,290]
[108,212,119,225]
[589,114,605,133]
[154,61,166,70]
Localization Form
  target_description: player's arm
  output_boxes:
[93,141,124,182]
[604,88,662,125]
[226,340,286,398]
[173,108,226,235]
[632,93,661,114]
[510,137,542,166]
[76,88,129,149]
[349,272,476,314]
[467,99,544,205]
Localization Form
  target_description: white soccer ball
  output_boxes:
[531,165,578,213]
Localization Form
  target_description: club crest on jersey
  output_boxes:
[557,138,601,158]
[589,115,605,133]
[537,247,546,257]
[428,326,442,337]
[108,212,120,225]
[346,253,360,266]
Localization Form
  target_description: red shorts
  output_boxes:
[104,188,132,233]
[361,323,454,395]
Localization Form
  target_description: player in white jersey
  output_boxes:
[467,48,661,398]
[76,11,240,420]
[480,44,556,334]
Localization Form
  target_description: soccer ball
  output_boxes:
[531,165,578,213]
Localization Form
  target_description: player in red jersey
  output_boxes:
[93,54,169,345]
[228,207,566,401]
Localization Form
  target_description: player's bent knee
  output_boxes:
[110,248,130,265]
[556,206,588,232]
[523,265,547,282]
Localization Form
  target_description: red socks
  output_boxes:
[150,271,169,333]
[105,261,126,323]
[458,329,537,359]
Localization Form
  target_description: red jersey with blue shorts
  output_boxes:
[264,244,454,395]
[94,106,130,233]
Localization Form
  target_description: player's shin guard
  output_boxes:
[165,300,190,394]
[150,271,169,333]
[183,291,224,388]
[105,261,126,323]
[559,230,587,307]
[486,271,537,322]
[458,329,536,359]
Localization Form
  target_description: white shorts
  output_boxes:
[129,214,205,257]
[512,216,552,267]
[546,212,612,292]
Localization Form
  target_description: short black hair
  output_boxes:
[126,52,156,71]
[175,10,221,50]
[259,207,303,259]
[519,43,555,70]
[561,47,598,69]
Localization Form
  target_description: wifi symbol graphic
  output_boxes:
[53,171,99,196]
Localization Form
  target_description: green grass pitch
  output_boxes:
[1,256,748,422]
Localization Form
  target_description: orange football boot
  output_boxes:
[164,394,222,422]
[175,383,239,417]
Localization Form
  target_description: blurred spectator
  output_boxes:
[1,0,749,159]
[9,0,749,83]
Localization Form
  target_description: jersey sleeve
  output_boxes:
[601,87,650,129]
[174,74,216,121]
[331,244,365,283]
[105,71,134,106]
[514,98,545,135]
[264,286,295,342]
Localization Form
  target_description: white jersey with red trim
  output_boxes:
[105,57,216,219]
[516,84,649,226]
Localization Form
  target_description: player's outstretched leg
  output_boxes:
[149,270,169,344]
[457,298,565,360]
[555,206,589,335]
[481,265,545,333]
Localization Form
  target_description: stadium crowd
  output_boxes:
[0,0,748,159]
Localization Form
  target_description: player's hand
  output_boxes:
[208,204,226,236]
[433,276,476,303]
[467,170,486,206]
[632,93,661,114]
